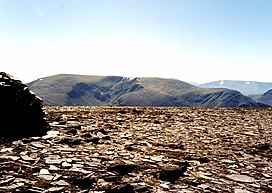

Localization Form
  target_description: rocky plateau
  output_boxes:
[0,106,271,192]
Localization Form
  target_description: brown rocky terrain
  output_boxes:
[0,106,271,192]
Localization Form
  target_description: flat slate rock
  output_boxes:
[0,106,271,192]
[225,174,255,183]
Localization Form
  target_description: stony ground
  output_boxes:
[0,106,271,193]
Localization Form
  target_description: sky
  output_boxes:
[1,0,272,84]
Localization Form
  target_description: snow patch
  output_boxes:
[219,80,224,86]
[124,77,141,80]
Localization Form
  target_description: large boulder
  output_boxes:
[0,72,48,139]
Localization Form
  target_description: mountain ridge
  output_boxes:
[200,80,272,95]
[27,74,269,107]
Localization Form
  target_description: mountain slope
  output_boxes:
[27,74,124,105]
[251,89,272,106]
[27,74,268,107]
[200,80,272,95]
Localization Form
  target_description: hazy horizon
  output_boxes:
[1,0,272,84]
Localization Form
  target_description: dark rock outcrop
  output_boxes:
[157,162,189,183]
[0,72,48,139]
[107,164,138,175]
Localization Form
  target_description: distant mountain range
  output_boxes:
[200,80,272,95]
[27,74,269,107]
[200,80,272,106]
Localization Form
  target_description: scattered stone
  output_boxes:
[0,106,271,192]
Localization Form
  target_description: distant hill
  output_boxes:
[27,74,268,107]
[200,80,272,95]
[250,89,272,106]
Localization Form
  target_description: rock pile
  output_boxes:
[0,72,48,139]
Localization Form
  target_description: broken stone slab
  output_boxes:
[20,155,37,163]
[150,155,164,162]
[38,174,55,181]
[262,173,272,178]
[0,147,14,153]
[159,183,170,189]
[28,186,46,192]
[141,158,157,164]
[51,180,70,186]
[58,147,78,152]
[234,189,252,193]
[68,168,92,174]
[45,159,63,165]
[221,159,236,164]
[39,168,50,175]
[0,177,15,186]
[0,155,20,161]
[42,131,60,140]
[48,187,65,192]
[225,174,255,183]
[45,156,63,165]
[49,165,59,171]
[61,161,72,168]
[196,172,214,180]
[0,182,24,191]
[31,143,46,149]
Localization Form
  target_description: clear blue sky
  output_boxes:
[1,0,272,83]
